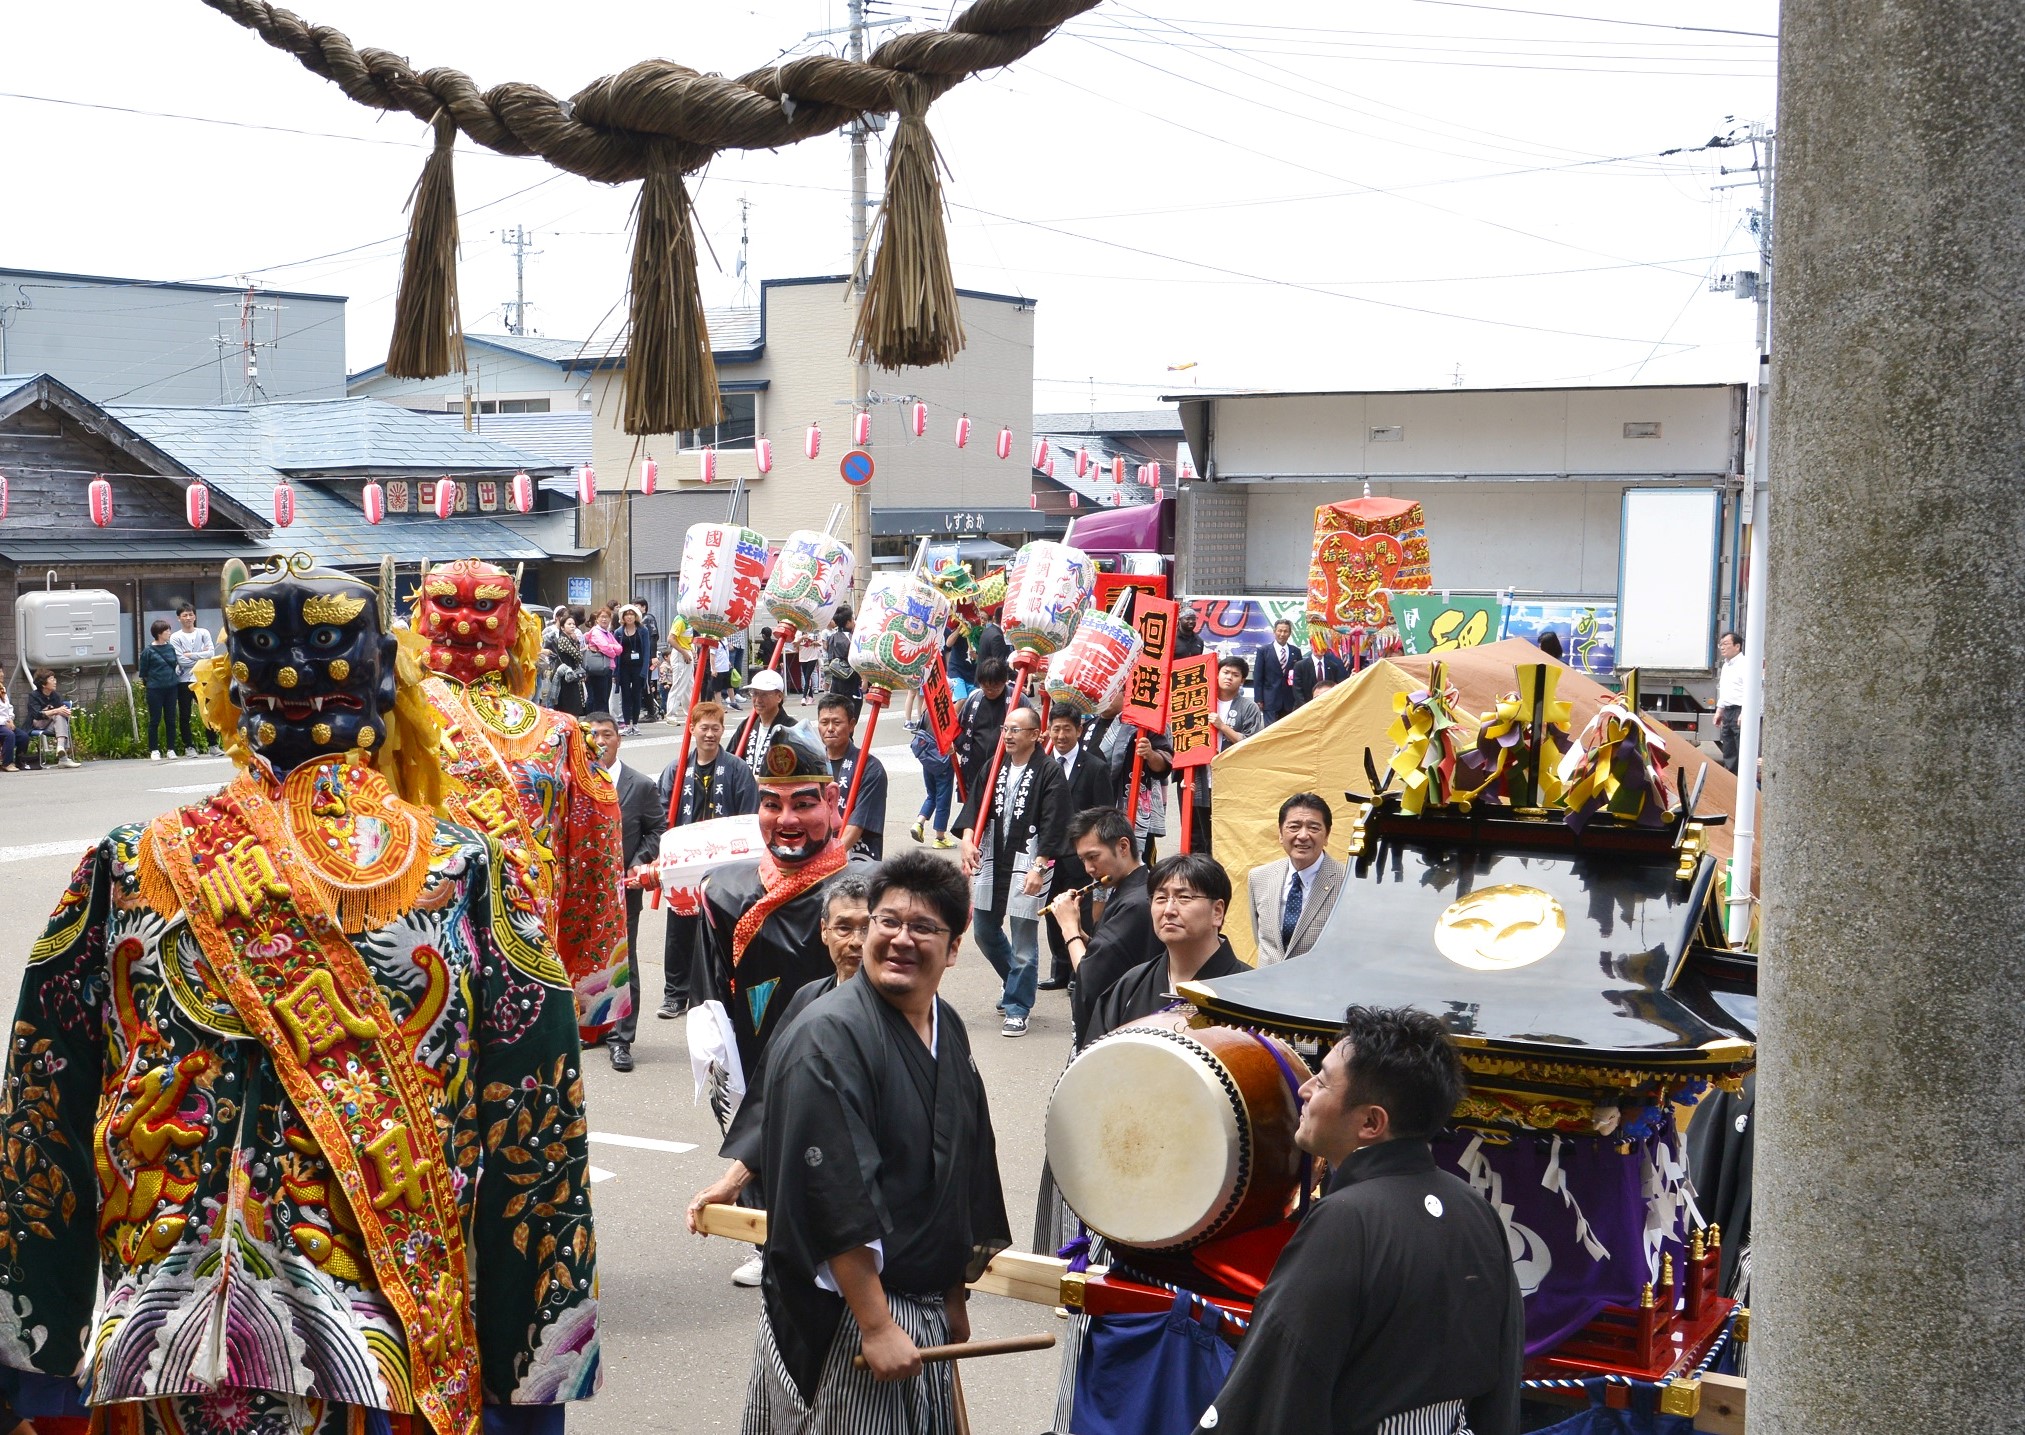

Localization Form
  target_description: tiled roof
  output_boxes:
[1033,409,1185,438]
[105,398,567,565]
[428,411,594,469]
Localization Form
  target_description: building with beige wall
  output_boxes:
[588,276,1040,611]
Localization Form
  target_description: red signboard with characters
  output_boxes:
[922,650,960,756]
[1095,572,1169,614]
[1166,656,1218,769]
[1121,596,1178,731]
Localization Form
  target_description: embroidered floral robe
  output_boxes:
[0,814,601,1431]
[423,675,630,1034]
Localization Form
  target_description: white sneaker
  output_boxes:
[57,756,81,769]
[732,1253,765,1287]
[149,750,162,761]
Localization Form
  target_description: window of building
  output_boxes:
[443,398,553,415]
[679,392,757,451]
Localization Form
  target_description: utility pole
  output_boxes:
[735,197,756,308]
[848,0,873,606]
[1727,122,1773,944]
[500,225,541,336]
[215,279,278,404]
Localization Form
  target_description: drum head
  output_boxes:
[1046,1028,1244,1249]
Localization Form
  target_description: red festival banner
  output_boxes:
[1095,571,1169,615]
[922,650,960,756]
[1121,596,1178,731]
[1166,656,1218,770]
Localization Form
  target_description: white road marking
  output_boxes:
[0,839,99,865]
[588,1131,699,1154]
[589,1165,618,1184]
[151,783,223,794]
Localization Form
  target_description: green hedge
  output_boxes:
[69,686,152,761]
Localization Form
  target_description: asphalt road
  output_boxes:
[0,703,1073,1434]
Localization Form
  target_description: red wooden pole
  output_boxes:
[841,687,888,828]
[1180,778,1195,853]
[1123,721,1145,827]
[663,636,715,828]
[768,628,791,671]
[971,657,1035,826]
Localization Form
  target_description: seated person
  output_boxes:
[26,669,80,768]
[0,687,17,772]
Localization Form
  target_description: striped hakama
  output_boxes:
[742,1291,954,1435]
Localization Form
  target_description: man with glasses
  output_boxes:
[953,706,1067,1038]
[1247,792,1344,964]
[686,875,871,1286]
[741,852,1011,1435]
[1089,852,1246,1043]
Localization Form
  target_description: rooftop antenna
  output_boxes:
[215,278,279,404]
[500,225,542,336]
[734,197,756,308]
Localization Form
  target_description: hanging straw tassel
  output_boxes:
[625,161,723,436]
[852,76,965,371]
[386,112,467,379]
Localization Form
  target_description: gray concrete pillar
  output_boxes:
[1757,3,2025,1430]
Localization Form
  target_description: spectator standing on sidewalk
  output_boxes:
[908,720,957,849]
[138,619,183,761]
[168,603,219,756]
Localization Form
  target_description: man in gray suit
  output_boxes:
[1247,792,1345,965]
[587,712,668,1072]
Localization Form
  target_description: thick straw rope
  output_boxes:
[197,0,1098,431]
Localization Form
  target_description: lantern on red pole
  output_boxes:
[89,476,114,528]
[186,483,210,529]
[955,414,972,449]
[910,401,927,437]
[996,426,1013,460]
[755,436,774,473]
[362,481,385,524]
[433,478,457,519]
[577,464,598,506]
[853,410,872,447]
[805,424,822,461]
[699,447,718,485]
[272,482,295,528]
[511,470,535,514]
[640,457,659,496]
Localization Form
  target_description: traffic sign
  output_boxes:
[840,450,875,487]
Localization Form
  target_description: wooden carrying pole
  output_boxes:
[852,1334,1056,1368]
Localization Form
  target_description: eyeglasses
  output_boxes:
[826,919,872,937]
[871,912,950,940]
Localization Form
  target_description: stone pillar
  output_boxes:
[1757,4,2025,1431]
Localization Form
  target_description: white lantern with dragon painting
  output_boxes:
[763,530,856,637]
[851,573,950,691]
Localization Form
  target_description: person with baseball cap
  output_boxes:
[730,667,800,772]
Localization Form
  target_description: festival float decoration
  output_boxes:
[1042,594,1139,718]
[760,505,855,674]
[1305,495,1432,662]
[842,544,951,822]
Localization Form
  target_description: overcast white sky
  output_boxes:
[5,1,1777,416]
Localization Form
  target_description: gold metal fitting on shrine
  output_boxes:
[1059,1272,1088,1310]
[1640,1283,1655,1309]
[1658,1381,1701,1418]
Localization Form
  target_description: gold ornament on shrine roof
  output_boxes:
[195,0,1101,435]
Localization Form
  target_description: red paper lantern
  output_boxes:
[755,436,774,474]
[1045,454,1056,478]
[1112,456,1126,484]
[0,472,8,521]
[910,401,927,438]
[362,481,385,524]
[1075,448,1090,478]
[955,414,972,449]
[577,464,598,506]
[1033,438,1049,469]
[1146,461,1163,488]
[996,426,1013,460]
[89,476,113,528]
[805,424,822,461]
[186,483,210,529]
[853,410,872,447]
[272,482,295,528]
[511,471,534,513]
[699,447,717,485]
[640,457,659,496]
[434,478,457,519]
[1069,492,1081,509]
[1028,493,1039,510]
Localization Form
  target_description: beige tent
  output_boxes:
[1210,638,1748,963]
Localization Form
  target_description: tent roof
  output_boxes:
[1210,637,1748,962]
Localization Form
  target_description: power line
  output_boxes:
[1406,0,1776,39]
[1071,13,1776,48]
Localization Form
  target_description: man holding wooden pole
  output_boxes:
[739,851,1012,1433]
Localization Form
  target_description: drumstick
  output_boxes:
[852,1334,1056,1368]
